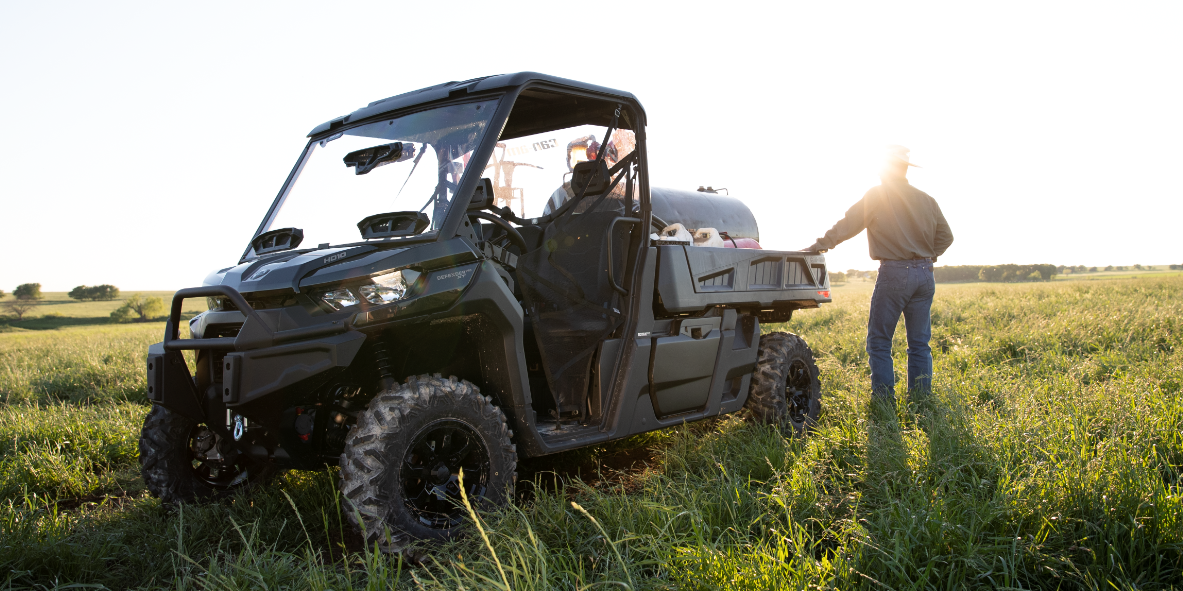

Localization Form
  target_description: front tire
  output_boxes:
[745,332,821,434]
[339,374,517,553]
[139,405,273,505]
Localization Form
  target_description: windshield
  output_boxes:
[255,99,500,253]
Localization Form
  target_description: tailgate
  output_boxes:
[653,246,832,314]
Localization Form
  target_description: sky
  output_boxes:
[1,1,1180,291]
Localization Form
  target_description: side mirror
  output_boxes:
[468,178,495,211]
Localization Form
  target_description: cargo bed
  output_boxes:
[652,245,832,314]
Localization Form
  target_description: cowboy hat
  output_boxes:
[886,144,921,168]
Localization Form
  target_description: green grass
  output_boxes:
[0,323,179,404]
[2,277,1182,589]
[0,402,144,499]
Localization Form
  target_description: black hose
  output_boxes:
[469,211,529,253]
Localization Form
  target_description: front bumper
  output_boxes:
[147,285,365,423]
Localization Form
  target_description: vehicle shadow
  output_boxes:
[515,444,656,503]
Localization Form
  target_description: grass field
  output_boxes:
[0,291,207,333]
[2,277,1181,589]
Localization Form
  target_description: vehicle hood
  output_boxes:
[203,240,480,295]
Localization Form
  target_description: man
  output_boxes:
[805,145,953,405]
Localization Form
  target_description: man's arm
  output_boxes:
[805,198,867,252]
[932,199,954,257]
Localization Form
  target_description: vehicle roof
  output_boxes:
[307,72,643,137]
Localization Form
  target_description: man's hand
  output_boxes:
[802,242,829,253]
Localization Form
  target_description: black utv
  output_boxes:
[140,72,832,551]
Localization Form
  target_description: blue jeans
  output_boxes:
[867,259,935,399]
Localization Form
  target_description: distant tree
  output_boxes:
[111,294,165,322]
[92,285,119,300]
[1117,266,1126,271]
[1026,270,1042,281]
[1089,267,1097,272]
[0,289,5,299]
[829,271,846,283]
[1171,264,1182,270]
[13,283,42,300]
[1104,265,1114,271]
[3,298,37,321]
[72,285,121,301]
[1056,265,1066,274]
[1134,264,1143,270]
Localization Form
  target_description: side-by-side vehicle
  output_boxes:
[140,72,831,552]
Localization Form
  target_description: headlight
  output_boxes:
[359,270,408,304]
[318,270,416,311]
[321,288,359,310]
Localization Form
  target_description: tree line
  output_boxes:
[1,282,164,323]
[832,263,1182,285]
[68,284,120,300]
[934,264,1058,283]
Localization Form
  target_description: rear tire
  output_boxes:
[339,374,517,553]
[139,405,273,505]
[745,332,821,434]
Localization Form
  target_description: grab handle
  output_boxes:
[606,217,641,295]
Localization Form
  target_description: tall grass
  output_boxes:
[0,322,199,404]
[0,402,144,498]
[0,324,166,404]
[1,276,1181,589]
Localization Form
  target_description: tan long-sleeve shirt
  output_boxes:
[813,179,953,261]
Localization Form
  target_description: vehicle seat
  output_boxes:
[517,226,543,252]
[478,221,544,255]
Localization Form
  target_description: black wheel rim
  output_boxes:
[785,360,813,426]
[401,419,490,529]
[188,425,252,489]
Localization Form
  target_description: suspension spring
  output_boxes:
[371,340,396,392]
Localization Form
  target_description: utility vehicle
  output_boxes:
[140,72,832,551]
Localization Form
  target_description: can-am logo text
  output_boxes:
[435,269,471,282]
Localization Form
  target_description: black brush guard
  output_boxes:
[148,286,365,423]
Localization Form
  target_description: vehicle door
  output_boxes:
[495,90,643,421]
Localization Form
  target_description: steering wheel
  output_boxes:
[468,211,528,253]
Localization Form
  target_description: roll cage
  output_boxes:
[240,73,651,265]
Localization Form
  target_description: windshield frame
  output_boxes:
[240,92,516,263]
